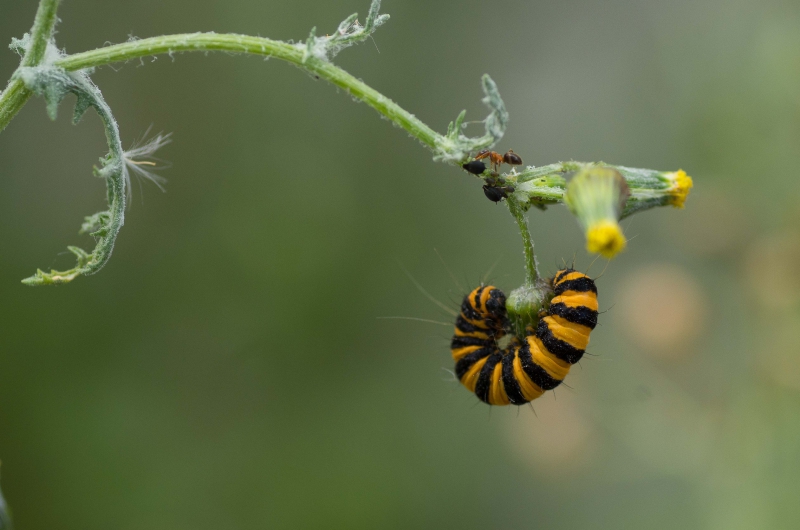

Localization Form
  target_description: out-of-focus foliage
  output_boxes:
[1,0,799,529]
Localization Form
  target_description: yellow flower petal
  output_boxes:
[586,220,627,259]
[667,169,693,208]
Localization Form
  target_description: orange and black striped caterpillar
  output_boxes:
[450,269,598,405]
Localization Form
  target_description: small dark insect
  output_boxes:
[483,185,508,202]
[462,160,487,175]
[475,149,524,171]
[482,176,515,203]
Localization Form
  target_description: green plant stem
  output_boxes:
[0,80,31,133]
[22,0,61,67]
[0,0,61,133]
[507,197,538,286]
[0,0,688,285]
[0,0,506,285]
[53,33,444,150]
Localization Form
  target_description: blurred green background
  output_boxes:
[2,0,800,528]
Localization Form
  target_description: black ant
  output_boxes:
[483,175,515,203]
[475,149,523,172]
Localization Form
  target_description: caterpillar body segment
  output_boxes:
[450,269,598,406]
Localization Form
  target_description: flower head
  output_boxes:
[666,169,693,208]
[565,165,630,259]
[586,220,627,258]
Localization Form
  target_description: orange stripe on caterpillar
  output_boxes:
[450,268,598,406]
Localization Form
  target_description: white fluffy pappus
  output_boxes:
[123,128,173,203]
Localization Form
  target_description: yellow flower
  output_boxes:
[586,220,627,258]
[667,169,693,208]
[565,165,630,259]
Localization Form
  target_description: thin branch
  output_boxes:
[0,0,691,286]
[53,33,505,162]
[506,197,539,286]
[21,0,62,67]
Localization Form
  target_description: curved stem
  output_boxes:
[54,33,444,150]
[0,0,508,284]
[507,197,539,286]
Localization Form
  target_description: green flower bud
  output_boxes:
[508,163,693,220]
[506,281,551,339]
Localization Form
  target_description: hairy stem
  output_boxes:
[0,0,689,286]
[507,197,538,286]
[0,79,31,133]
[54,33,444,150]
[22,0,61,67]
[0,0,61,133]
[0,0,506,284]
[13,59,127,285]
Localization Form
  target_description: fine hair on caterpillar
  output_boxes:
[398,252,508,317]
[385,258,513,383]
